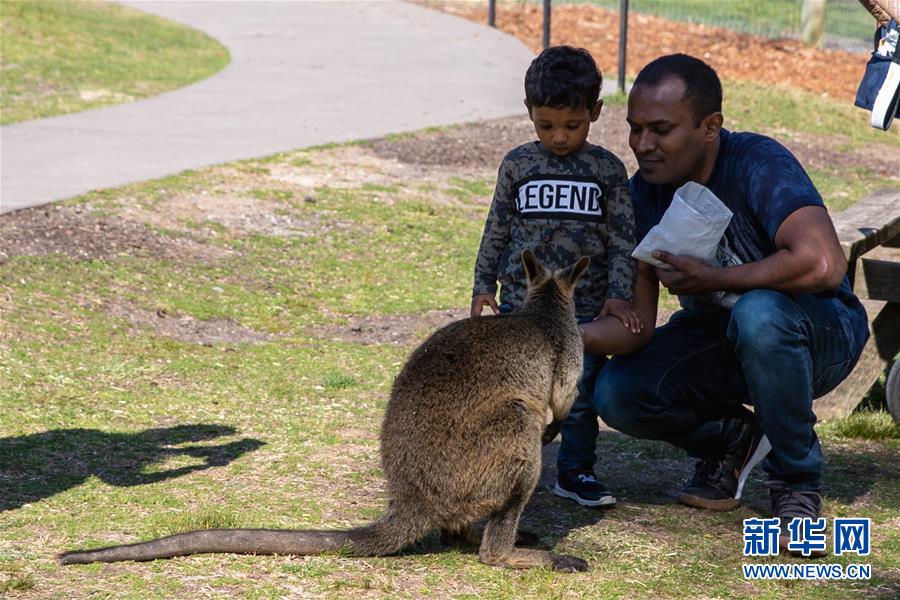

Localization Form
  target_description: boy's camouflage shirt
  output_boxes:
[473,141,637,317]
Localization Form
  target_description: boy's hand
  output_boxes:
[597,298,643,334]
[471,294,500,317]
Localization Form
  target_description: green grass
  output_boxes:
[724,80,900,149]
[0,0,229,124]
[2,131,898,597]
[1,25,899,593]
[822,411,900,441]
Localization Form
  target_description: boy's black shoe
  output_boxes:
[678,411,769,511]
[554,469,616,508]
[766,480,827,558]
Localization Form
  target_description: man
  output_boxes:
[586,54,869,554]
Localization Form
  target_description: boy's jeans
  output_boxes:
[556,316,608,472]
[593,289,867,491]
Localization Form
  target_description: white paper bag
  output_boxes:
[632,181,732,270]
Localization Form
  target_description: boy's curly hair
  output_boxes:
[524,46,602,111]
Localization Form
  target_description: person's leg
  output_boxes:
[726,290,860,553]
[554,351,615,507]
[726,290,858,492]
[594,309,748,457]
[556,351,606,472]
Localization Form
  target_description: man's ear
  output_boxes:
[590,99,603,122]
[524,99,533,120]
[701,112,723,142]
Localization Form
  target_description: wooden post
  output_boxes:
[543,0,551,49]
[488,0,496,27]
[801,0,827,47]
[618,0,629,94]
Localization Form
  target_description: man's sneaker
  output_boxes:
[554,469,616,508]
[766,480,826,558]
[678,410,770,511]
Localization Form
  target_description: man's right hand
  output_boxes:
[470,294,500,317]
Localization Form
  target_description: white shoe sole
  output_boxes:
[734,434,772,500]
[553,484,617,507]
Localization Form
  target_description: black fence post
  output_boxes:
[618,0,629,94]
[488,0,496,27]
[543,0,551,49]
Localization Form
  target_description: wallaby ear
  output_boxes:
[521,249,543,285]
[558,256,591,289]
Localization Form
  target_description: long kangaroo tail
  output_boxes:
[59,503,432,565]
[58,529,351,565]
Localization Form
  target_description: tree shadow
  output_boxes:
[0,424,264,511]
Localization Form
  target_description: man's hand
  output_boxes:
[470,293,500,317]
[652,251,718,295]
[597,298,643,334]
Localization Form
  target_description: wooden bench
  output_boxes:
[815,188,900,422]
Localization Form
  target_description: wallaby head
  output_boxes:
[521,249,590,307]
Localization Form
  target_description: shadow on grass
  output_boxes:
[0,424,264,511]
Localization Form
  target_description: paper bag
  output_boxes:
[632,181,732,270]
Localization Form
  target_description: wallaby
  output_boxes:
[59,250,590,572]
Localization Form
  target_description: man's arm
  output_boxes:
[581,261,658,355]
[652,205,846,296]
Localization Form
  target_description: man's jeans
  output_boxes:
[594,290,867,491]
[556,317,608,472]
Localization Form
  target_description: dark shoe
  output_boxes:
[766,480,826,558]
[678,411,770,511]
[554,469,616,508]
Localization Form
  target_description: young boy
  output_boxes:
[471,46,640,508]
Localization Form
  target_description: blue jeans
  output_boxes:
[594,290,867,491]
[556,317,608,472]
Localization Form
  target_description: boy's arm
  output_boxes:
[582,262,658,355]
[472,160,515,308]
[604,163,638,303]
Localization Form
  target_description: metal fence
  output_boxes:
[490,0,878,54]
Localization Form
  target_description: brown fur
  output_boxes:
[59,251,590,571]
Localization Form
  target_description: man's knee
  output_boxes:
[728,290,802,353]
[593,358,654,434]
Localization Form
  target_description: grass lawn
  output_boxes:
[1,106,899,596]
[1,3,899,595]
[0,0,229,124]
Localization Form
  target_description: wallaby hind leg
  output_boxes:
[441,526,539,549]
[477,493,589,572]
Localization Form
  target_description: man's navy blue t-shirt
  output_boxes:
[629,129,868,350]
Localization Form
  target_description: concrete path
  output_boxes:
[0,1,534,213]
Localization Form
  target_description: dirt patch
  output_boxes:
[271,143,499,206]
[770,129,900,181]
[369,116,537,168]
[0,203,228,263]
[311,307,470,347]
[104,298,275,345]
[116,190,323,238]
[431,1,871,102]
[366,103,900,193]
[311,305,674,348]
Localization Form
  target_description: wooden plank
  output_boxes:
[856,258,900,303]
[815,301,900,421]
[832,189,900,263]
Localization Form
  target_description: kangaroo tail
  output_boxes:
[59,504,434,565]
[345,502,432,557]
[58,528,350,565]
